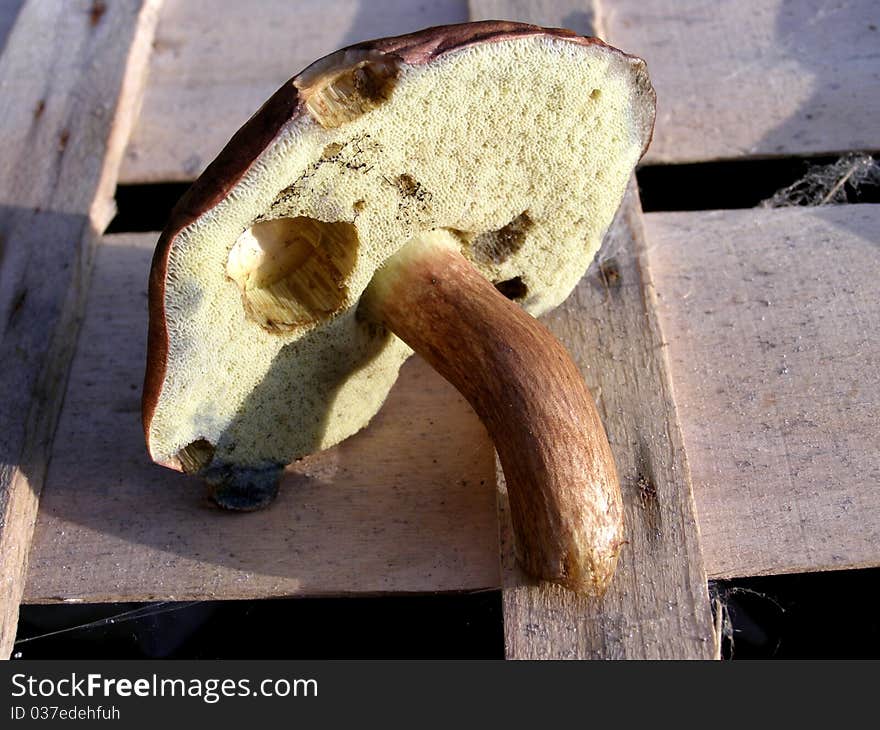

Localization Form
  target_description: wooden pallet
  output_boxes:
[1,0,877,659]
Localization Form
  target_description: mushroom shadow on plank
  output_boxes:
[27,231,500,598]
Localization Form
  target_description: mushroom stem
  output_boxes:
[361,231,624,596]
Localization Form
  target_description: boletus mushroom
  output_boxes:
[143,21,655,596]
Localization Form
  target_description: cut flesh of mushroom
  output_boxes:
[226,217,359,331]
[143,22,655,594]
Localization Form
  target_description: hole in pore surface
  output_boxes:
[494,276,528,301]
[226,217,358,332]
[300,54,400,128]
[469,211,533,265]
[178,438,216,475]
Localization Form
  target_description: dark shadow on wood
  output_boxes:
[0,0,24,54]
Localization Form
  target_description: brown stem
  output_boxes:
[362,232,624,596]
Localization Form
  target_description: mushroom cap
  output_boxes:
[143,21,655,474]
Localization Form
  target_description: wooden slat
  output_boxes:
[603,0,880,163]
[471,0,713,659]
[20,0,875,635]
[496,188,715,658]
[0,0,161,657]
[23,233,500,603]
[25,209,880,603]
[118,0,880,183]
[645,204,880,579]
[120,0,469,182]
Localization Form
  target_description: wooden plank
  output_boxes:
[496,188,715,658]
[0,0,161,657]
[21,0,872,623]
[471,0,713,661]
[119,0,880,183]
[24,211,880,602]
[119,0,469,183]
[470,0,602,35]
[23,234,500,603]
[602,0,880,163]
[645,204,880,579]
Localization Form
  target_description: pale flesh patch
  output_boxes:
[297,52,400,129]
[226,217,359,332]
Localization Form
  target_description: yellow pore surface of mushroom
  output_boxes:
[149,35,651,469]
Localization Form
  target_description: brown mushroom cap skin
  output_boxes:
[142,20,654,469]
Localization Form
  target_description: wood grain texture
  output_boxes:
[494,188,714,658]
[602,0,880,163]
[24,211,880,604]
[469,0,601,35]
[24,233,500,603]
[645,204,880,579]
[0,0,161,657]
[120,0,469,182]
[471,0,713,661]
[118,0,880,182]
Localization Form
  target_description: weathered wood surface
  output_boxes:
[472,0,713,661]
[603,0,880,163]
[14,1,876,667]
[119,0,469,182]
[495,188,714,658]
[471,0,601,34]
[26,206,880,605]
[118,0,880,183]
[645,204,880,579]
[24,234,500,603]
[0,0,162,657]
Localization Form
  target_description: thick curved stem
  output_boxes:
[362,232,624,596]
